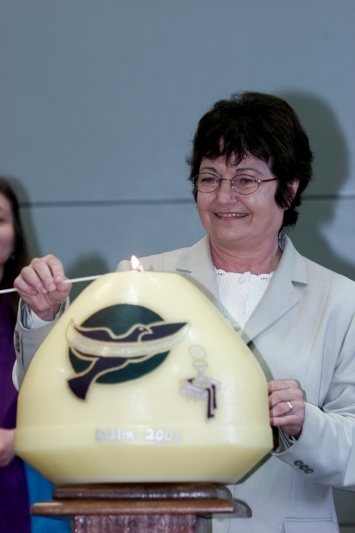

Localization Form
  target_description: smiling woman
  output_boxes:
[195,154,293,273]
[12,92,355,533]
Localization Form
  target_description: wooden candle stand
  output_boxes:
[31,482,250,532]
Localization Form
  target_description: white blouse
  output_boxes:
[215,268,273,329]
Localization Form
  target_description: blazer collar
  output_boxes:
[175,234,309,343]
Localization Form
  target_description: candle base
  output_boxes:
[31,483,250,533]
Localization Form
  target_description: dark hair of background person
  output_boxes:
[187,91,314,229]
[0,177,30,322]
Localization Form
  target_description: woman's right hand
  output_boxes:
[14,255,72,321]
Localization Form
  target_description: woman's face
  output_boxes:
[196,154,287,253]
[0,192,15,271]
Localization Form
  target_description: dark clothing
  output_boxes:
[0,286,31,533]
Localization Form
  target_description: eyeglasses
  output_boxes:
[192,173,279,195]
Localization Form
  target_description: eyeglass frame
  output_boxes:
[191,173,279,196]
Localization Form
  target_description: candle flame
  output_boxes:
[131,255,144,271]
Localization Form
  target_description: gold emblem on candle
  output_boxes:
[180,345,220,419]
[66,303,189,400]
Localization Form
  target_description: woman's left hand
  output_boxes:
[0,428,15,467]
[268,380,305,438]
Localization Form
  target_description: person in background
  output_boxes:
[0,177,70,533]
[12,92,355,532]
[0,176,31,533]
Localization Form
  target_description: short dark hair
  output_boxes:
[187,91,313,229]
[0,177,30,322]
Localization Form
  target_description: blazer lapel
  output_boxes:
[242,236,308,343]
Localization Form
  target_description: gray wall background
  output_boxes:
[1,0,355,528]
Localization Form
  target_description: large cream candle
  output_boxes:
[15,271,272,484]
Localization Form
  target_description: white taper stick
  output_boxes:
[0,275,103,295]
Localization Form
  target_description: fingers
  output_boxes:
[14,255,71,319]
[268,379,305,438]
[15,255,65,294]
